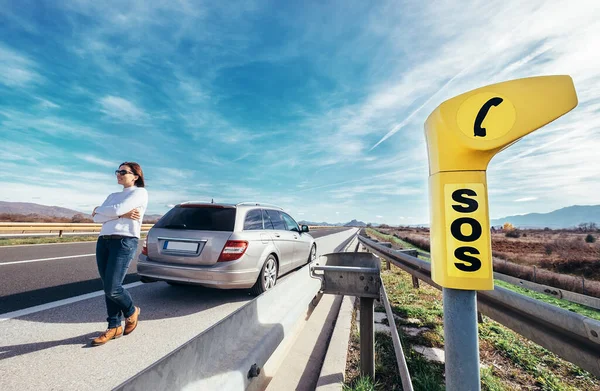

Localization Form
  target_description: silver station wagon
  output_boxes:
[137,202,316,295]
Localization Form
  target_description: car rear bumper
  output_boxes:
[137,254,259,289]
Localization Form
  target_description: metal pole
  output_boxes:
[360,297,375,378]
[381,285,414,391]
[443,288,480,391]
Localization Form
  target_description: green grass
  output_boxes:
[481,367,506,391]
[0,233,147,246]
[348,263,600,391]
[366,228,431,261]
[479,322,596,391]
[343,376,380,391]
[494,280,600,321]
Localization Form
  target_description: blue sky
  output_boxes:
[0,0,599,225]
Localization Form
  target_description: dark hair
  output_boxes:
[120,162,145,188]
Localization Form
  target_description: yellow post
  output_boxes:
[425,75,578,291]
[425,75,577,391]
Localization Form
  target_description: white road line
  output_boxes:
[0,281,144,322]
[0,253,96,266]
[0,241,96,248]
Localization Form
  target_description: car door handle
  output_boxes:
[274,234,280,238]
[293,236,298,239]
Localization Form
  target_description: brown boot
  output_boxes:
[91,326,123,346]
[124,306,140,335]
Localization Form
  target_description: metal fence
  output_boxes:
[0,222,155,238]
[0,223,331,239]
[358,234,600,379]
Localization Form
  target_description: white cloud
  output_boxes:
[75,154,115,168]
[36,98,60,109]
[99,96,147,122]
[515,197,538,202]
[0,45,42,87]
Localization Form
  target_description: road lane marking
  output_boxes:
[0,281,144,322]
[0,254,96,266]
[0,241,96,248]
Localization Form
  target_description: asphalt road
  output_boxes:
[0,228,359,391]
[0,227,350,314]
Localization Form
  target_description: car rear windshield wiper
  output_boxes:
[162,224,187,229]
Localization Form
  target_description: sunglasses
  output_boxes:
[115,170,134,176]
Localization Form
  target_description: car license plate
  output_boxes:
[164,241,199,252]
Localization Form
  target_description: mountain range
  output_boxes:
[490,205,600,229]
[298,219,368,227]
[0,201,163,221]
[1,201,598,229]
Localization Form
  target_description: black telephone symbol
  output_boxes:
[474,97,503,137]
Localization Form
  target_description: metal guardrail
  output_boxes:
[494,272,600,310]
[0,223,329,238]
[374,234,600,310]
[358,234,600,379]
[0,223,155,238]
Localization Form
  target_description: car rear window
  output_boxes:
[154,206,236,231]
[243,209,263,230]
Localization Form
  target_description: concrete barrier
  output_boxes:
[115,232,358,391]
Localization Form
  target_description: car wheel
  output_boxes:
[307,244,317,264]
[250,255,278,296]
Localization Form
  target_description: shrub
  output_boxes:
[585,234,596,243]
[505,229,521,238]
[503,222,515,231]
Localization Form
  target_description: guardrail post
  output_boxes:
[412,276,419,289]
[58,230,63,238]
[444,289,480,391]
[360,297,375,378]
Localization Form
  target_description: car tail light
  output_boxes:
[142,238,148,256]
[218,240,248,262]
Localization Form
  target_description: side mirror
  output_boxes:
[301,225,309,233]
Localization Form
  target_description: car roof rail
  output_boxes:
[236,202,283,209]
[179,200,214,205]
[179,200,236,207]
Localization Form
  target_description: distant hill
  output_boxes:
[345,219,367,227]
[491,205,600,229]
[0,201,163,222]
[298,221,341,227]
[0,201,89,218]
[298,219,368,227]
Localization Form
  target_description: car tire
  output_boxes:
[250,255,278,296]
[307,244,317,265]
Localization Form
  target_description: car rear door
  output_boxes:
[264,209,295,274]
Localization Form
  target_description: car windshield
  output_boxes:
[154,206,236,231]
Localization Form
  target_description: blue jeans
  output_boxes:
[96,237,139,328]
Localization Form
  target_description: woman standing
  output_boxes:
[91,162,148,346]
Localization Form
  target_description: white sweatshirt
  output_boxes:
[93,186,148,238]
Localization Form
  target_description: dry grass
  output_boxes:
[379,227,600,297]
